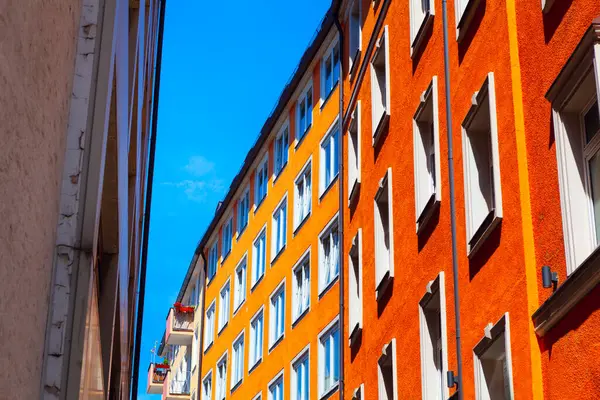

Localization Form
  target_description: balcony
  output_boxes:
[147,363,168,394]
[162,371,191,400]
[165,305,194,346]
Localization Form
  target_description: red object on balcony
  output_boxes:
[173,302,195,314]
[155,363,170,370]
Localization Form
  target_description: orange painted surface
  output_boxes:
[514,0,600,398]
[200,54,342,399]
[339,0,600,399]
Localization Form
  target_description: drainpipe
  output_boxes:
[131,0,167,397]
[197,250,208,394]
[441,0,464,398]
[332,10,345,400]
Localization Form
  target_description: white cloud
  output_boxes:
[184,155,215,177]
[162,179,225,203]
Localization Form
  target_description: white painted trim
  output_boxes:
[233,253,248,315]
[268,278,287,350]
[319,116,341,196]
[370,25,391,142]
[348,101,362,204]
[249,306,265,370]
[251,224,268,288]
[230,329,246,389]
[377,338,399,400]
[290,344,311,400]
[267,369,285,400]
[270,193,289,262]
[348,229,363,344]
[374,167,394,298]
[218,278,231,334]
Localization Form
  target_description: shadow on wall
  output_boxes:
[411,19,434,74]
[417,203,441,252]
[458,0,487,65]
[468,221,502,281]
[538,283,600,356]
[543,0,575,44]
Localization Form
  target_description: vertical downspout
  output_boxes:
[441,0,464,398]
[131,0,167,397]
[332,10,345,400]
[197,251,208,394]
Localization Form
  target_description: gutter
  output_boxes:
[441,0,464,397]
[332,6,345,400]
[131,0,167,397]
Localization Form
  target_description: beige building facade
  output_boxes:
[0,0,164,399]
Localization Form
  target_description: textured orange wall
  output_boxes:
[515,0,600,398]
[342,0,545,398]
[201,56,342,400]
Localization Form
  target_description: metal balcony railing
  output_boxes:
[172,308,194,331]
[169,371,191,395]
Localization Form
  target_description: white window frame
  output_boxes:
[251,225,267,288]
[215,352,228,400]
[347,0,362,76]
[291,345,311,400]
[294,157,313,230]
[377,338,398,400]
[237,186,250,235]
[230,330,245,390]
[274,121,290,179]
[374,168,394,299]
[249,307,264,371]
[269,279,286,350]
[409,0,434,55]
[418,272,450,400]
[221,215,233,259]
[218,279,230,333]
[320,38,341,105]
[192,325,199,372]
[461,72,503,257]
[371,25,391,147]
[548,36,600,274]
[271,195,288,261]
[351,384,365,400]
[318,316,340,398]
[255,154,269,208]
[204,300,216,351]
[268,370,285,400]
[202,370,213,400]
[473,313,515,400]
[455,0,480,40]
[348,229,363,345]
[319,118,340,196]
[296,81,314,144]
[208,242,218,282]
[233,255,247,313]
[413,77,442,233]
[318,213,340,295]
[348,102,362,205]
[252,393,263,400]
[292,248,311,324]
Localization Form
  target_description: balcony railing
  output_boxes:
[165,306,194,346]
[163,370,191,399]
[147,363,169,395]
[173,310,194,331]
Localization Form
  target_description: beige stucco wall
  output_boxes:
[0,0,81,398]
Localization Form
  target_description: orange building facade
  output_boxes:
[339,0,600,399]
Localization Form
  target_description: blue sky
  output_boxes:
[137,0,330,397]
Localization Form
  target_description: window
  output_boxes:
[238,187,250,234]
[374,168,394,299]
[234,257,247,312]
[318,318,340,397]
[409,0,434,54]
[462,72,502,256]
[189,278,200,307]
[192,326,199,371]
[272,197,287,259]
[249,309,264,369]
[348,0,362,74]
[297,83,313,142]
[371,26,391,147]
[378,339,398,400]
[204,301,216,351]
[294,160,312,229]
[202,371,212,400]
[269,281,285,348]
[222,217,233,259]
[255,155,269,207]
[268,373,284,400]
[320,120,340,195]
[231,331,245,389]
[218,280,230,333]
[348,230,363,344]
[455,0,478,40]
[208,242,218,282]
[547,30,600,274]
[274,123,289,177]
[348,103,361,204]
[321,41,340,102]
[292,251,310,323]
[319,216,339,294]
[419,273,448,400]
[291,348,310,400]
[413,77,441,232]
[474,314,514,400]
[252,228,267,287]
[216,354,227,400]
[352,385,364,400]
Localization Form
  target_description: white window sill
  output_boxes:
[456,0,483,42]
[319,382,340,400]
[372,110,390,149]
[375,270,393,301]
[416,192,439,234]
[467,210,501,258]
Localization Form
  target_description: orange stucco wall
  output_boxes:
[341,0,600,399]
[200,43,342,400]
